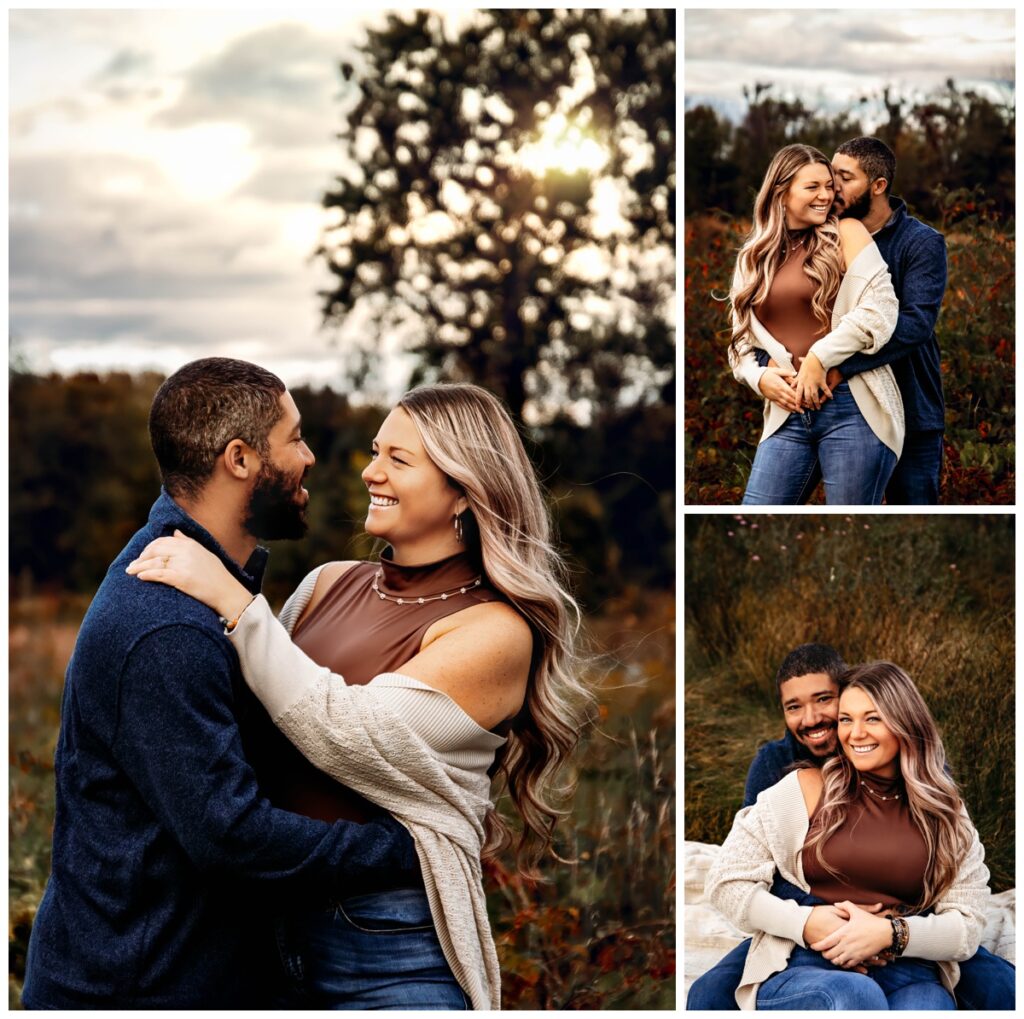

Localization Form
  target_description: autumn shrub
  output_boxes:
[684,196,1015,504]
[684,514,1014,892]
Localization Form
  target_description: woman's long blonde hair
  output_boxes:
[804,662,974,910]
[729,144,843,360]
[398,383,594,875]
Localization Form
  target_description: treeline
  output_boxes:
[9,371,673,607]
[685,79,1014,222]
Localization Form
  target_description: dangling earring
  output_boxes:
[453,512,464,544]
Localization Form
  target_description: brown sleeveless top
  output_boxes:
[755,238,831,365]
[241,549,502,825]
[802,773,929,908]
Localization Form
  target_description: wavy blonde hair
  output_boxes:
[729,144,843,361]
[397,383,595,875]
[804,662,974,910]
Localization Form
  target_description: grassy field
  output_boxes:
[684,204,1015,504]
[684,514,1014,893]
[8,588,675,1010]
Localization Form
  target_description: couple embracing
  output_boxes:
[729,137,946,505]
[23,358,591,1009]
[689,644,1014,1010]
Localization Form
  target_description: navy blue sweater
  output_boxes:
[838,198,947,433]
[742,729,818,808]
[22,492,418,1009]
[757,198,947,433]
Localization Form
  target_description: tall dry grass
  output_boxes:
[684,514,1014,891]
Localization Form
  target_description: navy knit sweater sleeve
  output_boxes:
[838,230,947,380]
[113,624,414,886]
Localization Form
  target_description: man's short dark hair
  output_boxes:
[775,643,847,695]
[835,136,897,195]
[149,357,286,500]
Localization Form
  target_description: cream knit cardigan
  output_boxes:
[730,242,906,457]
[227,566,503,1010]
[705,770,991,1010]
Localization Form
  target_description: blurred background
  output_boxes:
[685,514,1014,895]
[683,9,1014,504]
[9,9,675,1009]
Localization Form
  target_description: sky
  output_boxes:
[685,9,1015,126]
[9,9,424,392]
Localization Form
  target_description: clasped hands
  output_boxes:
[802,901,895,972]
[757,355,844,413]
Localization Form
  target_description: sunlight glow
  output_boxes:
[518,112,609,177]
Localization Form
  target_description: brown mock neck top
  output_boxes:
[241,549,501,825]
[755,237,831,365]
[802,772,929,908]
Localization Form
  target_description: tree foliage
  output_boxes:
[317,9,675,423]
[686,79,1014,222]
[9,372,673,602]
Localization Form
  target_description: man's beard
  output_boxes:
[244,462,309,540]
[838,187,873,221]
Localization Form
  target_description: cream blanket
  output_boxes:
[228,570,501,1010]
[685,839,1016,999]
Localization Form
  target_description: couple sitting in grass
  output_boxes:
[689,644,1015,1011]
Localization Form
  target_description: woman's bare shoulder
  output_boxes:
[796,766,825,816]
[423,598,533,651]
[837,217,872,269]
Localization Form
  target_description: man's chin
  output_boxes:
[798,732,838,757]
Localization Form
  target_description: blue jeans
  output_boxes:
[885,428,943,504]
[756,945,954,1010]
[688,940,1015,1010]
[274,889,468,1010]
[742,382,897,505]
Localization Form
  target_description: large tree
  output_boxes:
[317,8,675,423]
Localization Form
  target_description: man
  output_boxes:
[22,358,419,1009]
[759,137,948,504]
[687,643,1015,1010]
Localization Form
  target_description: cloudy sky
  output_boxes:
[10,9,436,391]
[685,9,1014,124]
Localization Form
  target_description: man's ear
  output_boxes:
[222,438,259,481]
[872,178,889,198]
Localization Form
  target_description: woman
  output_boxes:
[706,662,990,1010]
[729,144,905,504]
[126,383,592,1010]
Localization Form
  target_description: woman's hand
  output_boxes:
[757,366,803,413]
[810,901,894,969]
[793,352,832,410]
[126,530,252,622]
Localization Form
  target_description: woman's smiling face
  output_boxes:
[361,407,467,563]
[784,162,835,230]
[838,686,901,779]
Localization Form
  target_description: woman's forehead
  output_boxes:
[840,686,878,711]
[374,407,422,448]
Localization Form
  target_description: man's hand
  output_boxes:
[825,367,844,391]
[810,901,894,969]
[802,904,848,944]
[758,367,802,413]
[793,352,832,410]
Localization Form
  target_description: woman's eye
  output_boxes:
[369,450,378,459]
[392,457,407,466]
